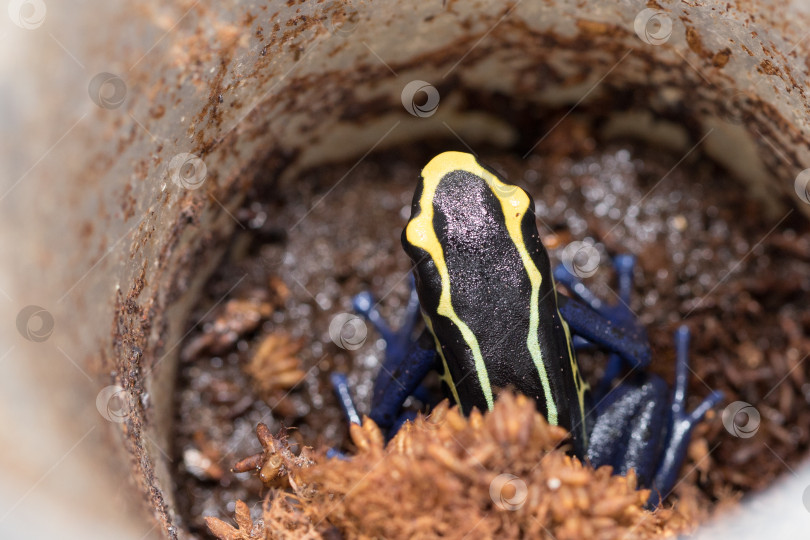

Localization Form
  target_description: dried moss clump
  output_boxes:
[206,497,321,540]
[180,297,273,361]
[244,333,307,399]
[209,392,695,539]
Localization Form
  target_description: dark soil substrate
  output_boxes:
[171,116,810,537]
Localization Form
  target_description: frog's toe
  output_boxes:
[671,325,724,424]
[687,390,724,423]
[352,290,374,314]
[648,326,724,507]
[352,291,395,344]
[612,254,636,306]
[649,395,720,508]
[326,447,351,460]
[331,372,362,426]
[613,253,636,273]
[352,277,421,359]
[553,255,638,329]
[553,264,607,314]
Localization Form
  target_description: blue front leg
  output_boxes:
[557,295,651,369]
[350,280,437,433]
[556,255,651,370]
[554,254,639,329]
[367,332,436,432]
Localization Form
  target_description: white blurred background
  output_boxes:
[0,2,157,538]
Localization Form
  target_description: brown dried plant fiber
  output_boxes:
[208,392,698,539]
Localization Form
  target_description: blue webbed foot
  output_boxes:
[647,325,723,507]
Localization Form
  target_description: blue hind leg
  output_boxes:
[647,326,723,507]
[586,326,722,507]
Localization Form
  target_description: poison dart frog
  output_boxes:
[332,151,723,506]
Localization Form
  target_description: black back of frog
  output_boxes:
[402,151,589,454]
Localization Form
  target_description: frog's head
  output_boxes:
[401,151,546,312]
